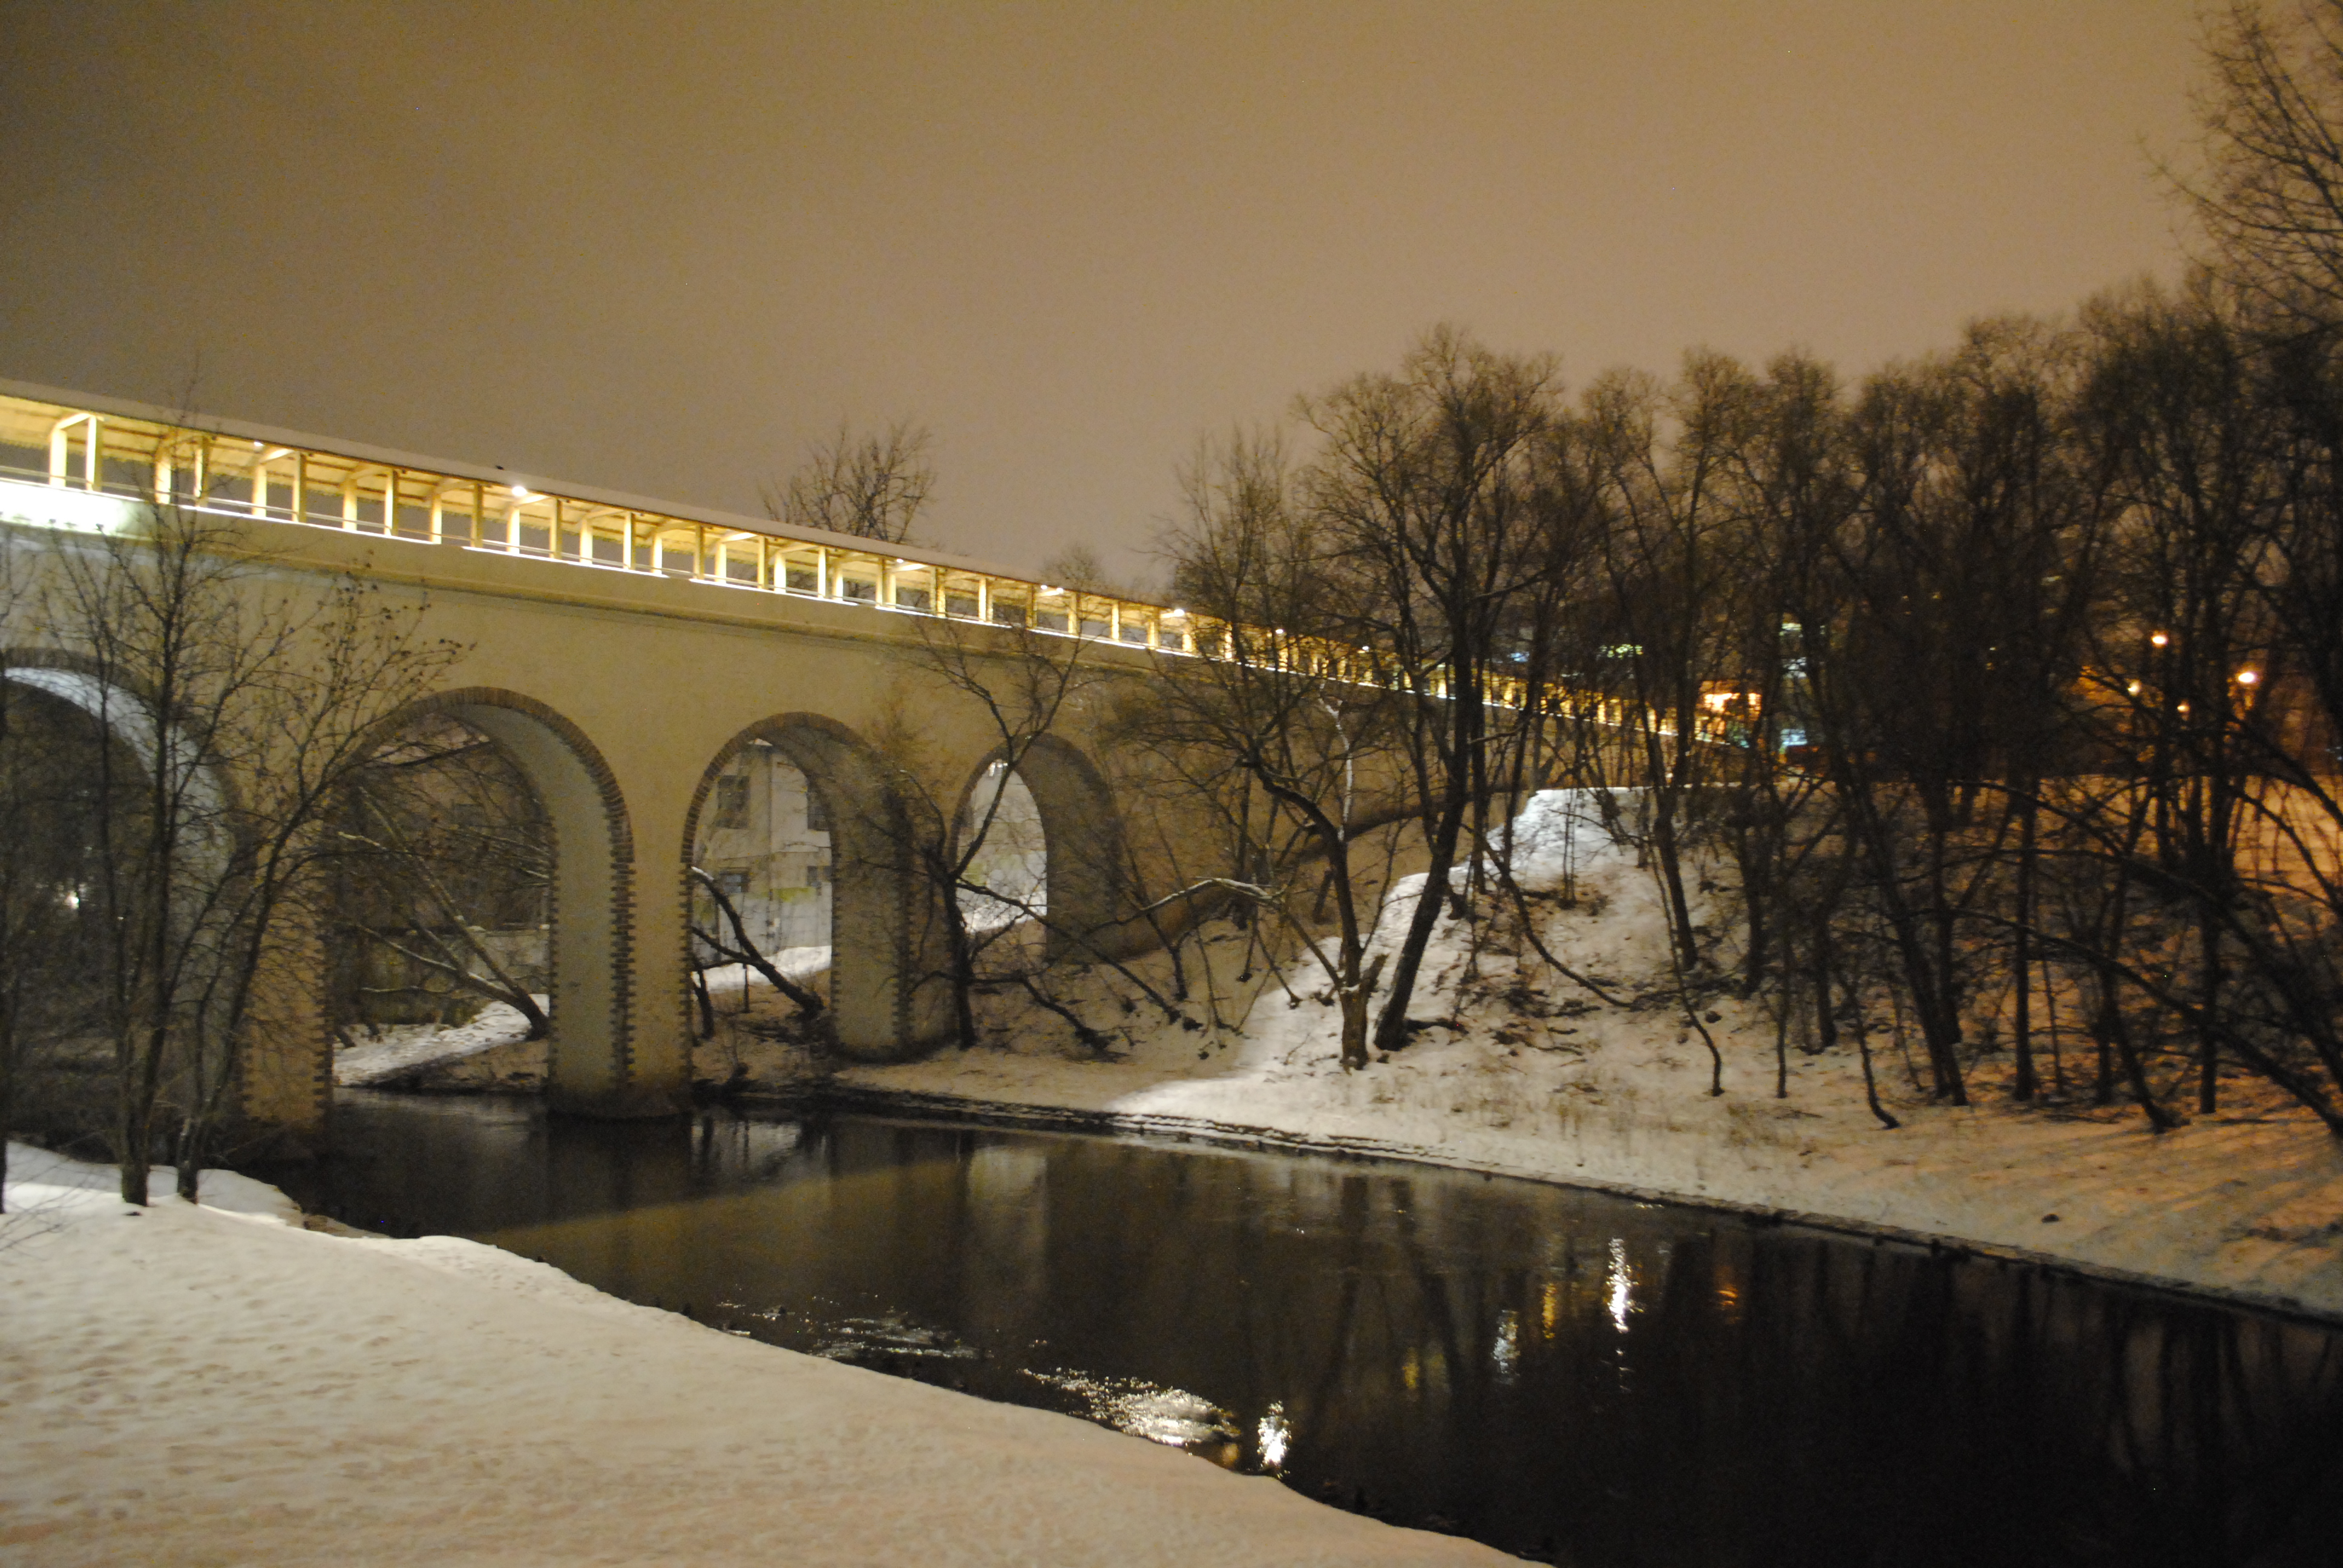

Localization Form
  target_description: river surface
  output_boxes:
[272,1090,2343,1566]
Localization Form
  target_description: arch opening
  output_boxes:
[963,735,1135,964]
[957,760,1046,941]
[329,689,649,1116]
[329,712,554,1092]
[689,739,834,1030]
[686,716,949,1065]
[0,665,182,1154]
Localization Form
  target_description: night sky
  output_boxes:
[0,1,2203,582]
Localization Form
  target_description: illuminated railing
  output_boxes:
[0,391,1196,655]
[0,390,1749,746]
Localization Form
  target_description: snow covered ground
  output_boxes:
[333,997,547,1086]
[331,950,831,1089]
[0,1143,1506,1567]
[782,791,2343,1322]
[699,945,831,996]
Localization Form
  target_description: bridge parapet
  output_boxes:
[0,381,1201,659]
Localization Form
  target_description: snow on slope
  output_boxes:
[0,1145,1506,1568]
[820,791,2343,1321]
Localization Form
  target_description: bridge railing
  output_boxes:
[0,389,1751,748]
[0,390,1199,656]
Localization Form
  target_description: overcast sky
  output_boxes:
[0,1,2207,583]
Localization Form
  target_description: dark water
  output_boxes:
[270,1091,2343,1567]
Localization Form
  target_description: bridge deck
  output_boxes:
[0,383,1195,654]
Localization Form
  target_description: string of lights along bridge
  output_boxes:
[0,386,1197,656]
[0,383,1720,731]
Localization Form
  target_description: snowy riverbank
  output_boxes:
[0,1143,1505,1567]
[800,793,2343,1322]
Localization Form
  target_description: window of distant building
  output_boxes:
[713,775,749,829]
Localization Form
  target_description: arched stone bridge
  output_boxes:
[0,382,1180,1145]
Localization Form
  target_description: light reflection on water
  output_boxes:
[802,1313,982,1364]
[1605,1236,1634,1333]
[274,1092,2343,1566]
[1024,1368,1241,1460]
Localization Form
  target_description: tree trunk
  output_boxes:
[1339,952,1388,1071]
[2011,787,2038,1101]
[1371,786,1468,1055]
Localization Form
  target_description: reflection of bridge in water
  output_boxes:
[0,380,1171,1144]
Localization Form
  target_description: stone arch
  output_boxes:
[957,734,1135,962]
[367,687,657,1115]
[0,645,309,1140]
[684,714,948,1060]
[0,647,237,838]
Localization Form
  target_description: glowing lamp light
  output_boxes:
[2150,632,2169,648]
[2238,669,2261,686]
[2127,680,2143,695]
[513,484,534,500]
[1256,1403,1291,1469]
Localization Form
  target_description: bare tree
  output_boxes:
[35,494,456,1203]
[1133,428,1411,1068]
[2182,1,2343,326]
[854,613,1180,1056]
[1299,327,1570,1054]
[687,864,826,1022]
[1576,354,1770,1091]
[764,418,937,544]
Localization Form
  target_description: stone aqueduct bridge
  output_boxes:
[0,382,1188,1146]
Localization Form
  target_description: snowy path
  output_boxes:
[0,1146,1506,1567]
